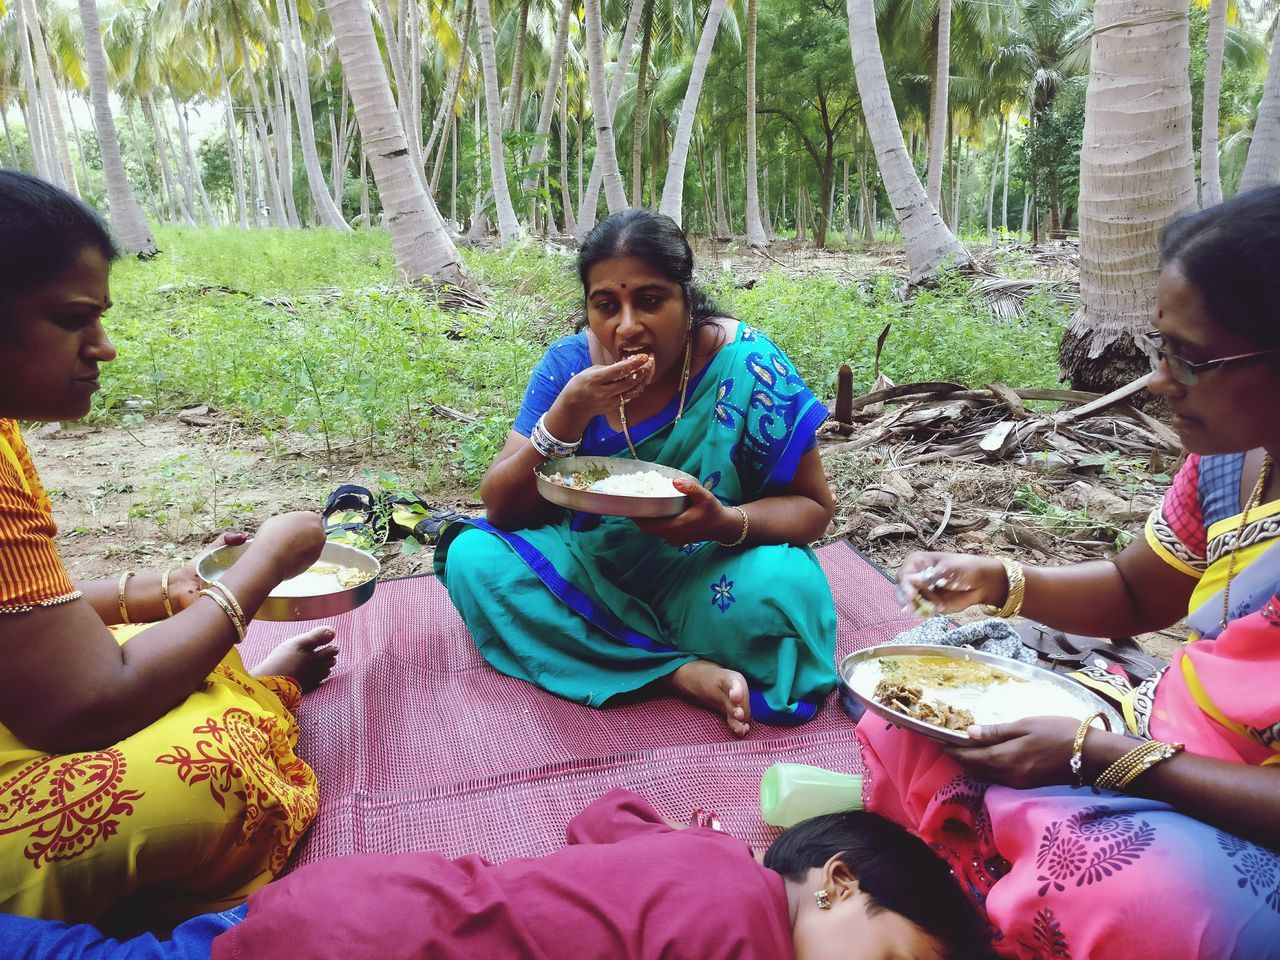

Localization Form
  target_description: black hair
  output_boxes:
[0,171,118,315]
[1160,184,1280,349]
[576,208,724,326]
[764,810,995,960]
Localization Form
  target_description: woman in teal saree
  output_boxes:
[435,210,837,735]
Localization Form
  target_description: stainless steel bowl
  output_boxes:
[197,541,380,622]
[839,643,1124,745]
[534,456,697,518]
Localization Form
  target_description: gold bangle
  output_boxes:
[117,571,136,624]
[160,569,175,618]
[1069,711,1111,787]
[204,580,246,626]
[717,506,749,548]
[199,588,246,643]
[984,558,1025,619]
[1094,740,1183,791]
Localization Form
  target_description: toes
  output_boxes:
[294,627,336,649]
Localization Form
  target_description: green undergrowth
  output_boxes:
[99,228,1070,490]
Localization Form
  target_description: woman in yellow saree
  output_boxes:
[0,172,337,927]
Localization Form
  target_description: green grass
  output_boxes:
[100,228,1071,488]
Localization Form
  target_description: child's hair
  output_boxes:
[764,810,994,959]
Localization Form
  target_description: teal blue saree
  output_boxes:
[434,324,837,724]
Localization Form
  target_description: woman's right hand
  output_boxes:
[895,551,1007,615]
[251,511,327,582]
[556,353,656,421]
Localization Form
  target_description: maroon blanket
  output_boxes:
[237,540,914,866]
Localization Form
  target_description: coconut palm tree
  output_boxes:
[1240,20,1280,191]
[657,0,729,226]
[521,0,573,212]
[1198,0,1233,206]
[11,0,52,179]
[327,0,471,285]
[474,0,521,242]
[743,0,767,246]
[579,0,634,231]
[78,0,157,254]
[845,0,967,279]
[278,0,351,229]
[1061,0,1196,391]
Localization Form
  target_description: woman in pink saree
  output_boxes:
[880,187,1280,959]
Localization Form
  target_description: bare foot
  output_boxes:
[251,627,339,693]
[669,660,752,737]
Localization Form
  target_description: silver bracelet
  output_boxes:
[530,414,581,459]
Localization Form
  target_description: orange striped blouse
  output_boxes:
[0,419,80,613]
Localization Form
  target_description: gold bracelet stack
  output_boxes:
[199,582,247,642]
[717,507,749,548]
[1093,740,1184,792]
[1069,711,1112,787]
[117,571,136,624]
[984,558,1026,619]
[160,569,175,618]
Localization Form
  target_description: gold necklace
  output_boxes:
[620,335,693,460]
[1222,452,1273,628]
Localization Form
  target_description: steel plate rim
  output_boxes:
[838,643,1126,744]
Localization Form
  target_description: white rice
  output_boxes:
[588,470,681,497]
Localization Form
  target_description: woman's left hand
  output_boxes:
[168,531,250,614]
[943,716,1080,789]
[633,479,743,547]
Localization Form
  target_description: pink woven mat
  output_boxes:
[238,540,916,866]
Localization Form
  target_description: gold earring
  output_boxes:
[814,889,831,910]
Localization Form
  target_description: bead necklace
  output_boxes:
[620,335,693,460]
[1222,452,1273,629]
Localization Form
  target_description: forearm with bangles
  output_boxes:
[77,570,181,626]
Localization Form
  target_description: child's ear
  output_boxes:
[822,854,861,901]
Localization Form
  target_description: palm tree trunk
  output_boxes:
[696,131,715,233]
[2,109,19,168]
[360,146,370,227]
[502,0,532,131]
[251,100,288,227]
[1239,27,1280,192]
[450,114,459,228]
[844,158,854,244]
[714,142,730,237]
[844,0,967,280]
[986,124,1000,242]
[279,0,352,230]
[64,88,93,197]
[744,0,767,246]
[427,0,474,189]
[13,0,51,180]
[272,67,301,226]
[1062,0,1195,392]
[374,0,424,181]
[925,0,951,211]
[156,99,197,223]
[859,153,874,241]
[560,69,577,234]
[474,0,521,242]
[578,0,641,236]
[577,83,585,213]
[124,106,161,220]
[142,97,188,223]
[1199,0,1227,206]
[763,161,774,240]
[326,0,470,286]
[22,0,78,192]
[77,0,156,255]
[658,0,729,226]
[521,0,572,199]
[173,93,216,224]
[1001,115,1011,235]
[219,56,249,227]
[631,0,654,208]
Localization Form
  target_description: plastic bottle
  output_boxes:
[760,763,863,828]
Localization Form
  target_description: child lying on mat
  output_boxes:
[1,789,992,960]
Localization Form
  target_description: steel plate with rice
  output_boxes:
[535,455,697,518]
[839,643,1123,745]
[197,541,379,622]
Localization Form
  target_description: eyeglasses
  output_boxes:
[1136,330,1280,386]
